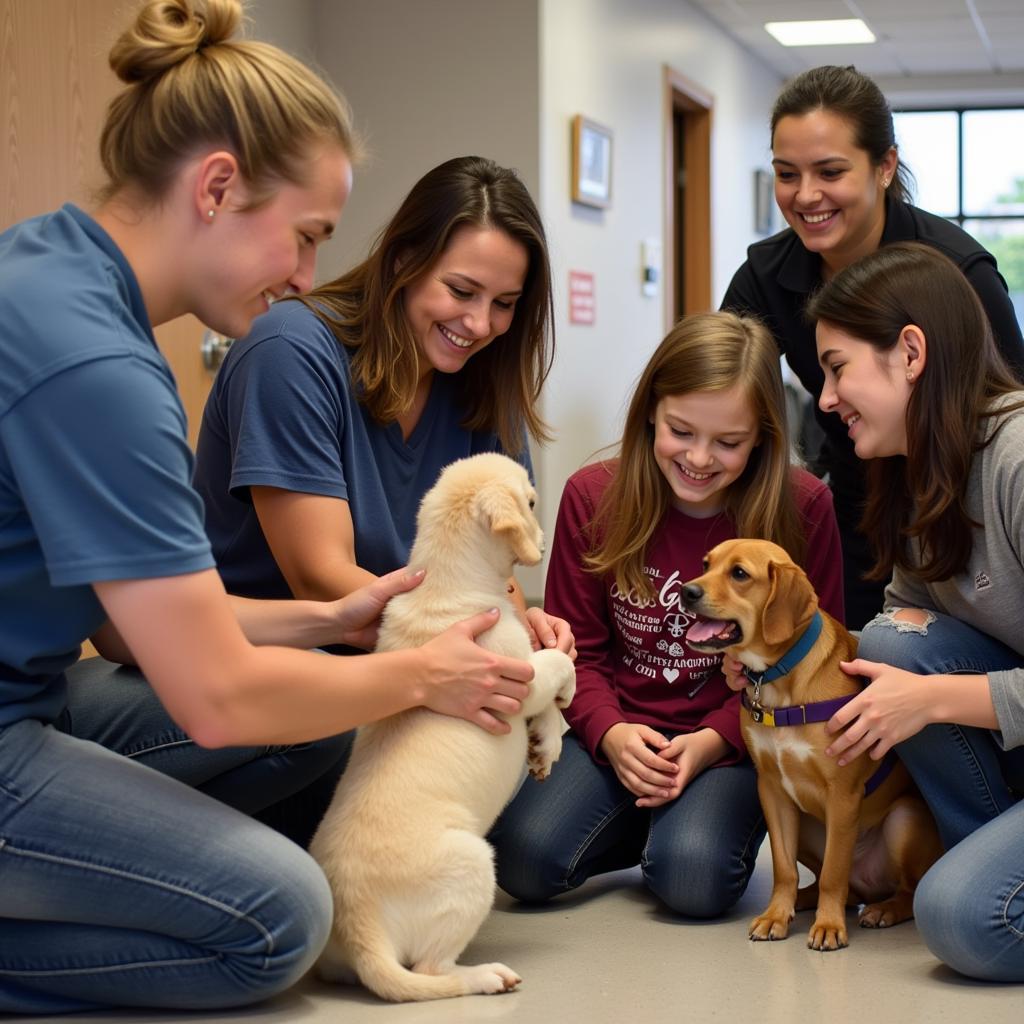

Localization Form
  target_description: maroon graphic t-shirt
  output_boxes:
[544,461,845,763]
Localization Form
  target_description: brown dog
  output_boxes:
[682,539,942,951]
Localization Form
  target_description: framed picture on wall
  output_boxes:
[754,168,775,235]
[572,115,613,208]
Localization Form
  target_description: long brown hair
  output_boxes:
[807,242,1023,581]
[294,156,554,454]
[771,65,913,203]
[585,312,805,601]
[100,0,355,206]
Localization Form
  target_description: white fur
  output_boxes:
[309,454,576,1002]
[746,728,817,811]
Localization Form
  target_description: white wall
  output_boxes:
[528,0,780,599]
[308,0,541,280]
[247,0,316,60]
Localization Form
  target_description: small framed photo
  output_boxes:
[572,115,613,208]
[754,168,775,235]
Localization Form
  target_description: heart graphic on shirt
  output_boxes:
[663,667,680,684]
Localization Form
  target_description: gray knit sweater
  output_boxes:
[885,396,1024,750]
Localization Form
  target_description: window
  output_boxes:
[893,108,1024,328]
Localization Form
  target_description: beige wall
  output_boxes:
[246,0,316,59]
[308,0,541,282]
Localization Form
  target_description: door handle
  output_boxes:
[200,330,235,371]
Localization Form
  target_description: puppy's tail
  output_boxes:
[328,910,466,1003]
[353,947,469,1003]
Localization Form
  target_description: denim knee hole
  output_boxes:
[864,608,936,636]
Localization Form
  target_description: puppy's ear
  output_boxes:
[474,485,542,565]
[761,560,819,647]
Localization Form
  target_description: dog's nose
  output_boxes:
[682,583,703,608]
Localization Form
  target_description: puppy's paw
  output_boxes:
[749,910,792,942]
[554,663,576,709]
[460,962,522,995]
[527,727,562,781]
[859,895,913,929]
[807,917,848,951]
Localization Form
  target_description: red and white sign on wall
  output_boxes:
[568,270,595,325]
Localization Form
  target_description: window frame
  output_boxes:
[893,105,1024,226]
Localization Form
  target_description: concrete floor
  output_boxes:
[15,845,1021,1024]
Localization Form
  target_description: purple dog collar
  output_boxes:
[741,691,898,796]
[741,689,854,727]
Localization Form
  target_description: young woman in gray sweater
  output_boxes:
[807,241,1024,983]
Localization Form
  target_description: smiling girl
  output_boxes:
[721,65,1024,629]
[807,242,1024,982]
[490,312,844,916]
[193,156,571,654]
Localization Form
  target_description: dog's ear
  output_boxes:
[761,560,819,647]
[474,484,542,565]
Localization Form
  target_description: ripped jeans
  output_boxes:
[859,608,1024,982]
[859,607,1023,849]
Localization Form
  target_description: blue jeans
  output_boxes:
[0,658,352,1014]
[858,609,1023,850]
[490,733,765,918]
[860,609,1024,981]
[914,798,1024,981]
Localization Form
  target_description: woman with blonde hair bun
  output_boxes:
[0,0,536,1012]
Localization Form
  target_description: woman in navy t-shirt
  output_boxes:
[0,0,535,1013]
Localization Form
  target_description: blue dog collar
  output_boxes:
[743,611,823,690]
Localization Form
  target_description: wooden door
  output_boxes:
[662,66,713,326]
[1,0,214,445]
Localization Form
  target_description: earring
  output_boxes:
[883,178,891,188]
[906,371,914,382]
[207,209,216,219]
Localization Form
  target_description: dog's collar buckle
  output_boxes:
[747,673,765,704]
[747,700,774,726]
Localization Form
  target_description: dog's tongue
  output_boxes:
[686,618,732,643]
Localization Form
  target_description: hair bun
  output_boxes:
[108,0,242,84]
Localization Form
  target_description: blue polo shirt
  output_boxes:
[193,299,530,598]
[0,205,214,724]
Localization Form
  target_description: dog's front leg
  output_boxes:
[749,776,801,942]
[526,703,564,781]
[521,649,575,780]
[807,792,862,951]
[519,648,575,717]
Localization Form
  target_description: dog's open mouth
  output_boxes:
[685,616,742,651]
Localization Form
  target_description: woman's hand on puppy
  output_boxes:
[600,722,679,801]
[419,609,534,736]
[329,566,427,650]
[332,572,534,735]
[524,606,577,659]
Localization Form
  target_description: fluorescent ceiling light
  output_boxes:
[765,19,876,46]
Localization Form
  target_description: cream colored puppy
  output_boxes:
[310,453,576,1002]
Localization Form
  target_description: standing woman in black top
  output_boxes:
[721,65,1024,629]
